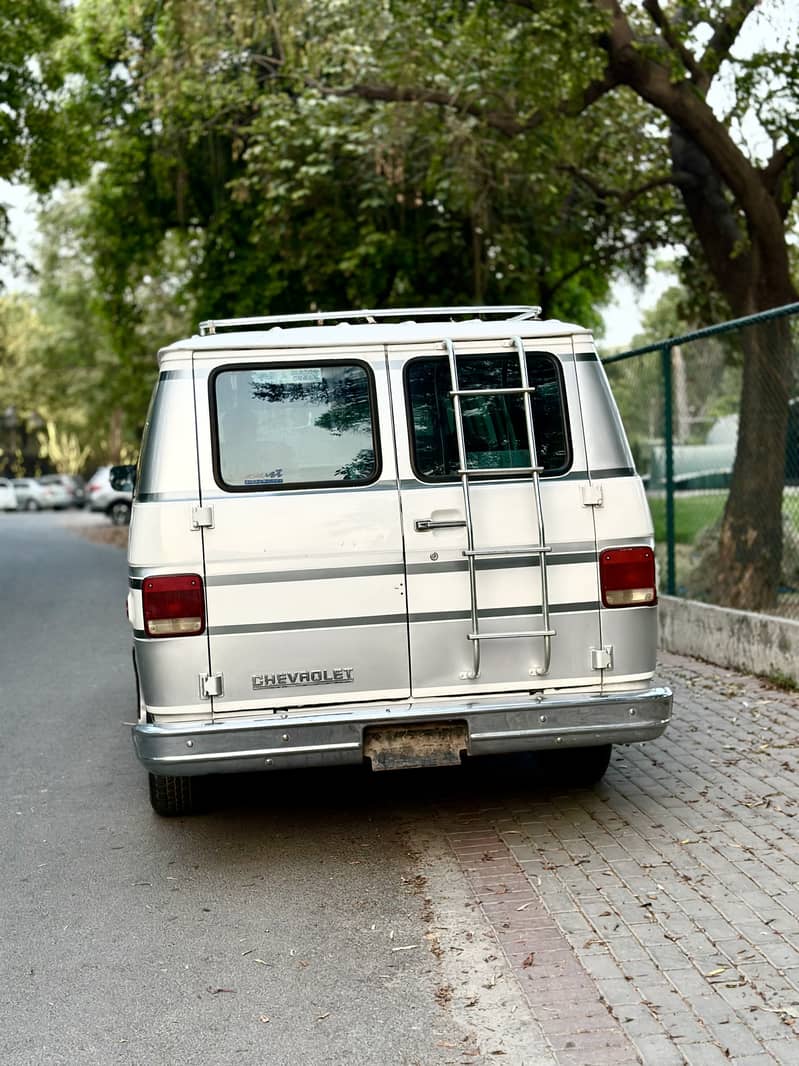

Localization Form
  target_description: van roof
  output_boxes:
[158,307,593,363]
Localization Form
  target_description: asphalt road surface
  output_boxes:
[0,511,543,1066]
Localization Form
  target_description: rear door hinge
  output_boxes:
[191,505,214,530]
[590,646,613,671]
[581,484,603,507]
[200,673,223,698]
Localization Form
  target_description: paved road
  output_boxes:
[0,512,536,1066]
[3,511,799,1066]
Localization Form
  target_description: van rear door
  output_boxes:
[389,337,603,699]
[193,346,410,713]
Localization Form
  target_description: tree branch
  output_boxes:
[699,0,759,85]
[592,0,786,253]
[318,69,619,138]
[318,82,533,136]
[560,164,687,207]
[642,0,707,89]
[763,147,799,220]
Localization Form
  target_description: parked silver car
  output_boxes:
[39,473,86,508]
[12,477,65,510]
[86,465,134,525]
[37,477,71,509]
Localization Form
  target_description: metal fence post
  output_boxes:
[661,344,676,595]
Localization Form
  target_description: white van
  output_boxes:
[121,307,672,815]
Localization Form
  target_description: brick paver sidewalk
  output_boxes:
[437,652,799,1065]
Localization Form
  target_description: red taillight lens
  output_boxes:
[142,574,205,637]
[599,547,657,608]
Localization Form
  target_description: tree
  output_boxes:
[0,0,86,256]
[60,0,660,327]
[318,0,798,610]
[595,1,798,610]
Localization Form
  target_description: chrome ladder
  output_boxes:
[445,336,556,680]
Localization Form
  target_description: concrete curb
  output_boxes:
[658,593,799,685]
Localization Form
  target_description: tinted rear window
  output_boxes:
[405,352,570,480]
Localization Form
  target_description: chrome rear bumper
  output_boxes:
[133,685,672,777]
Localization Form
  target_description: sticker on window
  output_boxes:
[251,368,323,386]
[244,469,284,485]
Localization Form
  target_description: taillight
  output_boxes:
[142,574,205,637]
[599,547,657,608]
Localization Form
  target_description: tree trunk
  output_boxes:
[109,407,124,464]
[715,314,793,609]
[668,125,798,610]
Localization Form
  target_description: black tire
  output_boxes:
[148,773,202,816]
[537,743,612,787]
[25,499,39,511]
[109,499,131,526]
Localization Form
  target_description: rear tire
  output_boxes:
[109,500,131,525]
[148,773,202,816]
[537,743,612,787]
[25,499,39,511]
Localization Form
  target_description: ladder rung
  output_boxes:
[459,466,543,477]
[463,546,551,558]
[451,386,536,397]
[467,629,557,641]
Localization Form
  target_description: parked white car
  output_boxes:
[12,478,62,510]
[0,477,17,511]
[86,465,134,525]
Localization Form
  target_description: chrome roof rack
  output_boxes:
[198,305,542,336]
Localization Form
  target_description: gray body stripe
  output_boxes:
[159,369,192,380]
[209,615,405,635]
[136,491,197,503]
[129,544,653,587]
[131,552,598,590]
[591,466,635,478]
[190,602,601,638]
[206,563,406,586]
[197,481,399,500]
[134,471,636,503]
[411,602,599,623]
[398,468,633,489]
[408,552,596,576]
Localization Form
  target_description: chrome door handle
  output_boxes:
[414,518,468,532]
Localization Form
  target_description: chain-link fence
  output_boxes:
[603,302,799,619]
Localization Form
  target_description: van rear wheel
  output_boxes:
[148,773,201,816]
[109,500,131,525]
[537,743,612,787]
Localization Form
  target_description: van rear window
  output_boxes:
[212,362,379,490]
[405,352,570,480]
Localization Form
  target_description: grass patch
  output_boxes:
[648,492,727,544]
[760,671,799,692]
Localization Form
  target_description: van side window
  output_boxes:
[212,363,379,490]
[405,352,570,480]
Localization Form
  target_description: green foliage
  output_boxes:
[5,0,799,475]
[51,0,633,329]
[0,0,93,196]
